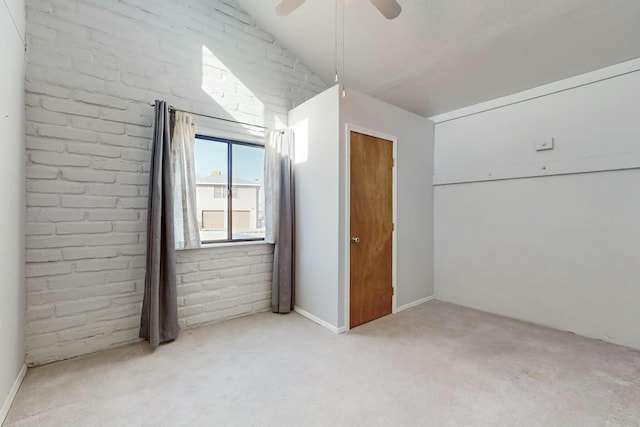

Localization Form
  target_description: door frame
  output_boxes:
[344,124,398,331]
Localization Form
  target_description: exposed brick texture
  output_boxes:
[24,0,326,365]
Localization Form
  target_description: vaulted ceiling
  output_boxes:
[235,0,640,117]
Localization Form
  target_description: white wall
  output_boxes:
[289,86,340,327]
[24,0,325,365]
[339,90,434,327]
[434,66,640,350]
[290,87,434,330]
[0,0,26,420]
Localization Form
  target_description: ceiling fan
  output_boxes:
[276,0,402,20]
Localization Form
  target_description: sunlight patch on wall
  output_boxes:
[291,118,308,164]
[201,45,265,129]
[274,116,286,131]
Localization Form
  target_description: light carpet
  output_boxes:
[5,300,640,426]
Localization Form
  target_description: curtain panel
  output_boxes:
[172,111,201,249]
[265,130,295,313]
[139,100,179,348]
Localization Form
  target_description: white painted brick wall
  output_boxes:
[176,245,273,328]
[24,0,326,366]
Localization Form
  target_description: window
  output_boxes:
[194,134,265,243]
[213,187,225,198]
[213,187,239,199]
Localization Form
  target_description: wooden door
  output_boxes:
[350,131,393,328]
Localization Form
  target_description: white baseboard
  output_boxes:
[0,364,26,426]
[396,295,435,313]
[294,306,344,334]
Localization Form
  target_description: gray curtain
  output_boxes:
[139,100,179,348]
[266,131,295,313]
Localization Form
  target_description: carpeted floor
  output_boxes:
[5,300,640,426]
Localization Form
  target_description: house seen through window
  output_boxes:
[194,135,265,243]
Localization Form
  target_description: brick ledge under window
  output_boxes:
[177,240,272,251]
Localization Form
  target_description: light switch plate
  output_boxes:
[536,138,554,151]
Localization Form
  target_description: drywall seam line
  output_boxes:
[433,165,640,187]
[2,0,25,46]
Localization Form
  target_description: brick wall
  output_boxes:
[176,245,273,327]
[24,0,326,365]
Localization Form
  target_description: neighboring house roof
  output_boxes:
[196,175,261,187]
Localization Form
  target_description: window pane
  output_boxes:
[231,144,265,240]
[195,138,229,242]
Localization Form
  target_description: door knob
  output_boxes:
[351,237,360,243]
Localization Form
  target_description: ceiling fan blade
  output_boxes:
[370,0,402,20]
[276,0,306,16]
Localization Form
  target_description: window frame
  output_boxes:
[195,133,265,245]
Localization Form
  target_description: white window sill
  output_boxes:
[177,240,272,251]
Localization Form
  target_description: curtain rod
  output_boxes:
[148,102,284,134]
